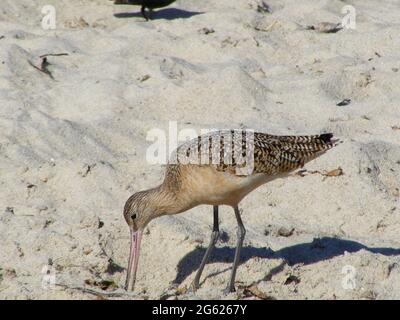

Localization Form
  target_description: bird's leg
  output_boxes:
[224,206,246,294]
[141,5,149,21]
[190,206,219,292]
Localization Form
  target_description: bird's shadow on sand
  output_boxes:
[114,8,204,20]
[173,237,400,285]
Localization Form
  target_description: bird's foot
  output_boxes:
[187,281,199,294]
[141,5,149,21]
[223,285,236,295]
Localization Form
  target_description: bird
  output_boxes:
[114,0,177,21]
[123,130,339,293]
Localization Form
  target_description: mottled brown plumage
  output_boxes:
[172,130,335,175]
[124,130,338,293]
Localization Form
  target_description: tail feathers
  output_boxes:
[316,133,341,150]
[319,133,333,143]
[293,133,340,166]
[270,132,340,173]
[273,133,339,153]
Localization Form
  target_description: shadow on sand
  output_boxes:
[173,237,400,285]
[114,8,204,20]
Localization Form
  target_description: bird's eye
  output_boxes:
[131,214,137,220]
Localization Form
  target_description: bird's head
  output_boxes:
[123,186,177,291]
[123,191,154,232]
[123,191,154,291]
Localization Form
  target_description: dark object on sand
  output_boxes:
[257,1,271,14]
[114,0,177,21]
[336,99,351,106]
[28,57,54,80]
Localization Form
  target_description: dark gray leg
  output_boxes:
[224,206,246,294]
[141,5,149,20]
[190,206,219,292]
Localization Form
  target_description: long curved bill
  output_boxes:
[125,228,143,291]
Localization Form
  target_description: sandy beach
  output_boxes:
[1,0,400,299]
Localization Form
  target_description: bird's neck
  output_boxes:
[145,184,182,218]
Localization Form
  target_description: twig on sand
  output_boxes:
[56,283,143,299]
[306,22,343,33]
[241,284,276,300]
[29,53,69,80]
[39,52,69,58]
[296,167,344,179]
[28,57,54,80]
[254,20,278,32]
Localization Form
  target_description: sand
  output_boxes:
[0,0,400,300]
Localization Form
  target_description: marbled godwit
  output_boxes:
[114,0,177,21]
[124,130,338,293]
